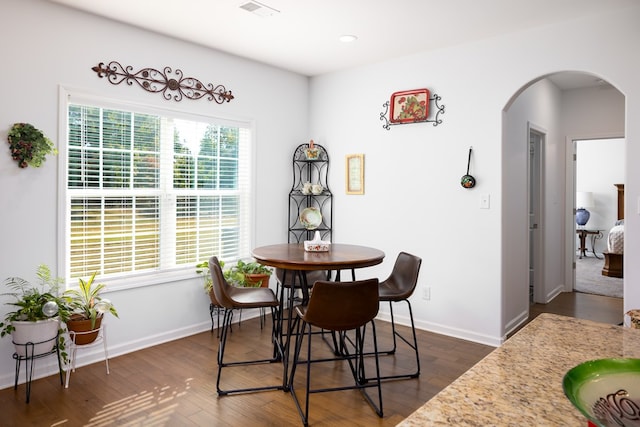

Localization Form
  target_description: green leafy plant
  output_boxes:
[7,122,58,168]
[63,272,119,329]
[0,264,70,337]
[196,259,272,289]
[196,260,217,293]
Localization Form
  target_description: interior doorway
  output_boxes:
[528,127,544,304]
[571,137,625,299]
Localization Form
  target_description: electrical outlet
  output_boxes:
[423,287,431,300]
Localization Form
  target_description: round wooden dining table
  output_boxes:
[251,243,385,272]
[251,243,385,387]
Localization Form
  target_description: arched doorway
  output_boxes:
[502,71,625,336]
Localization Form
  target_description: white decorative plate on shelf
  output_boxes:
[300,207,322,230]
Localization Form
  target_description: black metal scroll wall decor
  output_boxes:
[92,61,234,104]
[379,88,444,129]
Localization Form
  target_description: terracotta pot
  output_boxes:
[244,273,270,288]
[11,317,60,357]
[66,314,103,345]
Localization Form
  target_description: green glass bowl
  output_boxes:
[563,358,640,427]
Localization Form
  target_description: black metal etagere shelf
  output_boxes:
[287,143,332,243]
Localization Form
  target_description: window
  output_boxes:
[64,94,252,284]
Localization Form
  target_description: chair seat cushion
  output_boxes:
[227,286,279,309]
[379,279,414,301]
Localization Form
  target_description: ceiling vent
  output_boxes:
[239,1,280,17]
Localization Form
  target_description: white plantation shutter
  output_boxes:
[65,95,251,282]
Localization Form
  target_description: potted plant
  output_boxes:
[196,260,219,305]
[197,259,272,289]
[223,260,273,288]
[7,123,58,168]
[0,265,70,357]
[63,272,118,345]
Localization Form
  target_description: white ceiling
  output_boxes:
[49,0,634,86]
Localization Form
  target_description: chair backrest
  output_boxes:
[382,252,422,298]
[208,256,235,309]
[276,268,327,287]
[301,278,379,331]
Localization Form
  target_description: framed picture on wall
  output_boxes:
[389,88,430,123]
[345,154,364,195]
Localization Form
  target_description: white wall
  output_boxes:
[2,0,640,389]
[309,5,640,344]
[0,0,308,387]
[503,78,563,332]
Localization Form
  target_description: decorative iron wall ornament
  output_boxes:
[380,92,444,129]
[92,61,234,104]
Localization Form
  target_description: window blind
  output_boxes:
[65,97,251,282]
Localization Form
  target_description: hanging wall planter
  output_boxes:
[6,123,58,168]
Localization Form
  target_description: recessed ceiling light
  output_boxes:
[339,35,358,43]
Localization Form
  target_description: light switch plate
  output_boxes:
[480,194,490,209]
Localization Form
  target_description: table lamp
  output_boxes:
[576,191,594,226]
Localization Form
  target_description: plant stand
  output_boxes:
[65,324,109,388]
[12,333,63,403]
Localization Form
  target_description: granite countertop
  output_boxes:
[398,313,640,426]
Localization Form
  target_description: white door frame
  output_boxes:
[528,123,545,304]
[564,132,625,293]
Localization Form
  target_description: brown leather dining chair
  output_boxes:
[208,256,284,395]
[275,268,328,304]
[377,251,422,381]
[288,278,383,426]
[274,268,329,347]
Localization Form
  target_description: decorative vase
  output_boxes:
[66,314,103,345]
[576,208,590,226]
[11,317,60,357]
[302,182,312,194]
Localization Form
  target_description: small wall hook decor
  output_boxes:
[461,146,476,189]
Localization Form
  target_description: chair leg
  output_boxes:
[340,323,383,417]
[378,300,420,381]
[215,308,284,396]
[288,320,312,426]
[352,299,421,382]
[209,303,216,334]
[289,320,383,426]
[385,299,420,380]
[386,301,398,354]
[210,304,230,338]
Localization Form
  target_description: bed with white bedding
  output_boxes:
[607,221,624,254]
[602,183,624,278]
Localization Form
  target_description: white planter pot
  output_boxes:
[11,317,60,357]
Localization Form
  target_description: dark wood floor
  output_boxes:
[529,291,623,325]
[1,291,623,426]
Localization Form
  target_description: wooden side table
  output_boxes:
[576,229,602,259]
